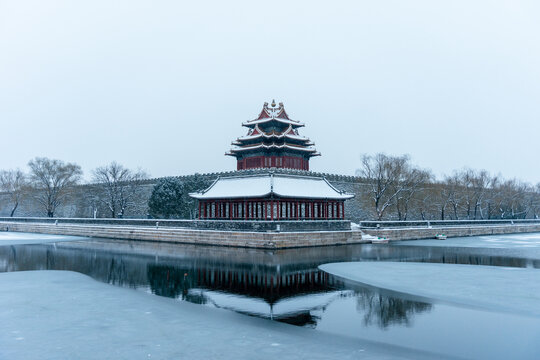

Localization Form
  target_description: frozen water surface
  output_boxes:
[0,270,437,360]
[398,232,540,250]
[0,231,89,245]
[319,262,540,316]
[1,232,540,359]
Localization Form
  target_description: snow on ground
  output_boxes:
[0,232,89,246]
[0,271,446,360]
[320,262,540,317]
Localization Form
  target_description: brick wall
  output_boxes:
[0,169,369,221]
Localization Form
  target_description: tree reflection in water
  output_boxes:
[0,239,534,331]
[355,288,432,328]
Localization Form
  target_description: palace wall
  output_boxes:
[0,169,371,221]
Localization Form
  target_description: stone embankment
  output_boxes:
[0,218,365,249]
[360,220,540,241]
[1,218,540,249]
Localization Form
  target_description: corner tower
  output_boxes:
[226,100,320,171]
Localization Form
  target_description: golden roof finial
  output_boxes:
[271,99,276,107]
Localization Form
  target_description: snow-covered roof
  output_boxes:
[249,100,299,123]
[189,173,354,200]
[228,143,320,154]
[236,132,310,142]
[243,117,305,128]
[192,289,350,317]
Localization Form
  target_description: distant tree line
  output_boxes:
[357,153,540,221]
[1,154,539,220]
[0,157,210,219]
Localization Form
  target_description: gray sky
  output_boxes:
[1,0,539,183]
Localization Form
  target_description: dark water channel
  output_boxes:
[1,239,539,359]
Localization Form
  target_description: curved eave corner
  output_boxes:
[189,177,221,199]
[323,177,355,199]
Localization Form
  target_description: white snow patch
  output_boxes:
[320,262,540,317]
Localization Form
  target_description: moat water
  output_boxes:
[1,234,539,359]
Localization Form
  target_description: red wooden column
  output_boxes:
[287,202,290,219]
[329,202,332,219]
[244,201,248,220]
[296,201,299,219]
[327,202,330,219]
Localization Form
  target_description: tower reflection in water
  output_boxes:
[6,238,535,329]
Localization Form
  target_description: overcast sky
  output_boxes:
[1,0,539,183]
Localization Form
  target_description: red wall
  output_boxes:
[237,156,309,171]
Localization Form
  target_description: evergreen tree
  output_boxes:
[148,175,211,219]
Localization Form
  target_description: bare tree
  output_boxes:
[394,168,432,220]
[28,157,83,217]
[531,184,540,219]
[452,169,491,220]
[443,174,462,220]
[357,153,411,220]
[92,162,148,218]
[471,170,490,219]
[0,169,28,217]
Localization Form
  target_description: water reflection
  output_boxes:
[355,288,432,328]
[0,239,536,330]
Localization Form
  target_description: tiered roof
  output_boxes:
[227,100,320,158]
